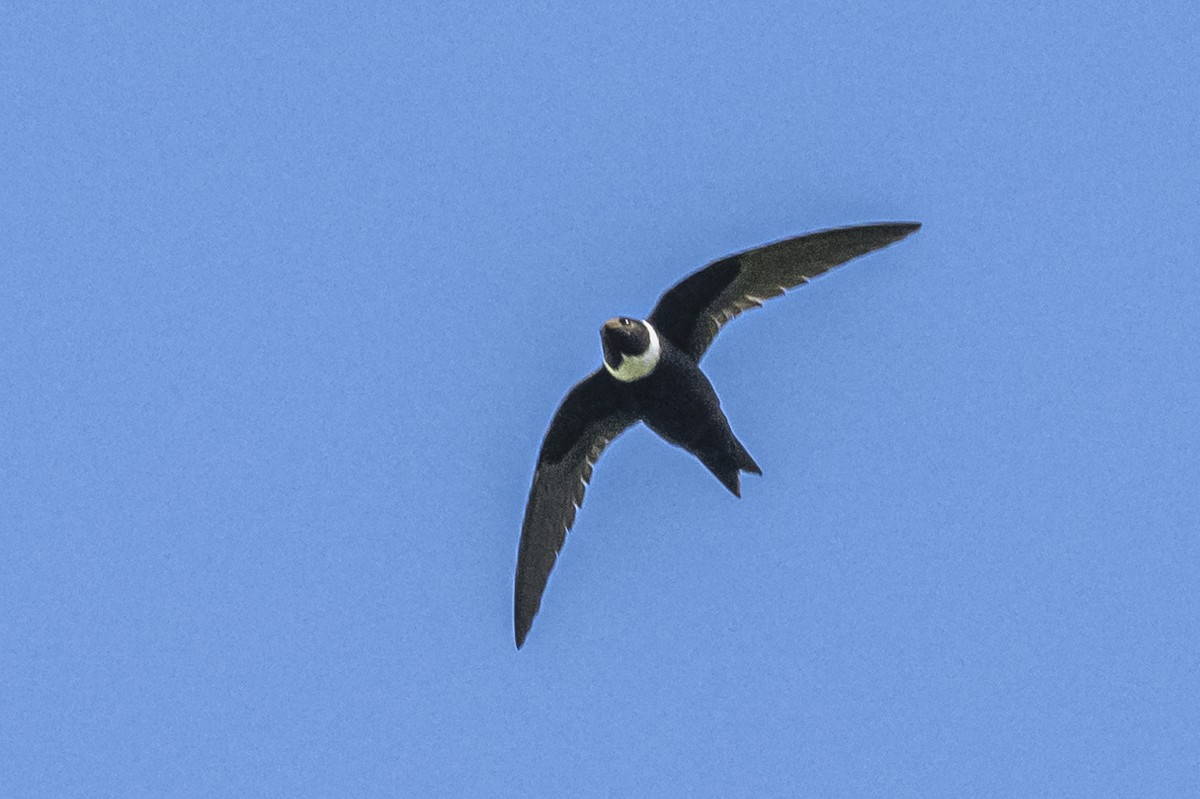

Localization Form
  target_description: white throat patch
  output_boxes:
[604,322,661,382]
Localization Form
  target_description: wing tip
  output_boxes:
[514,590,539,649]
[854,221,921,250]
[837,220,921,239]
[514,608,532,649]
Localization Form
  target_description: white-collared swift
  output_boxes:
[515,222,921,648]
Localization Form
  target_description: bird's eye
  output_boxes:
[619,317,631,326]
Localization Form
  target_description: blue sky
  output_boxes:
[3,2,1198,796]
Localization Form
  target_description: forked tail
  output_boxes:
[701,436,762,498]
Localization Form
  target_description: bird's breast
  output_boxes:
[627,360,725,447]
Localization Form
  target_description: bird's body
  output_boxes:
[514,222,921,648]
[618,331,761,496]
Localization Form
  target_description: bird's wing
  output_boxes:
[648,222,921,360]
[515,369,636,648]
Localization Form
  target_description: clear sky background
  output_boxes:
[4,3,1198,796]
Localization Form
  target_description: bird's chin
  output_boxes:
[600,336,623,372]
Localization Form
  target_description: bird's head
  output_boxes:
[600,317,661,381]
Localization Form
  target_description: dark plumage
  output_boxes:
[515,222,921,648]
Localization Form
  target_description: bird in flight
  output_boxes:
[514,222,921,648]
